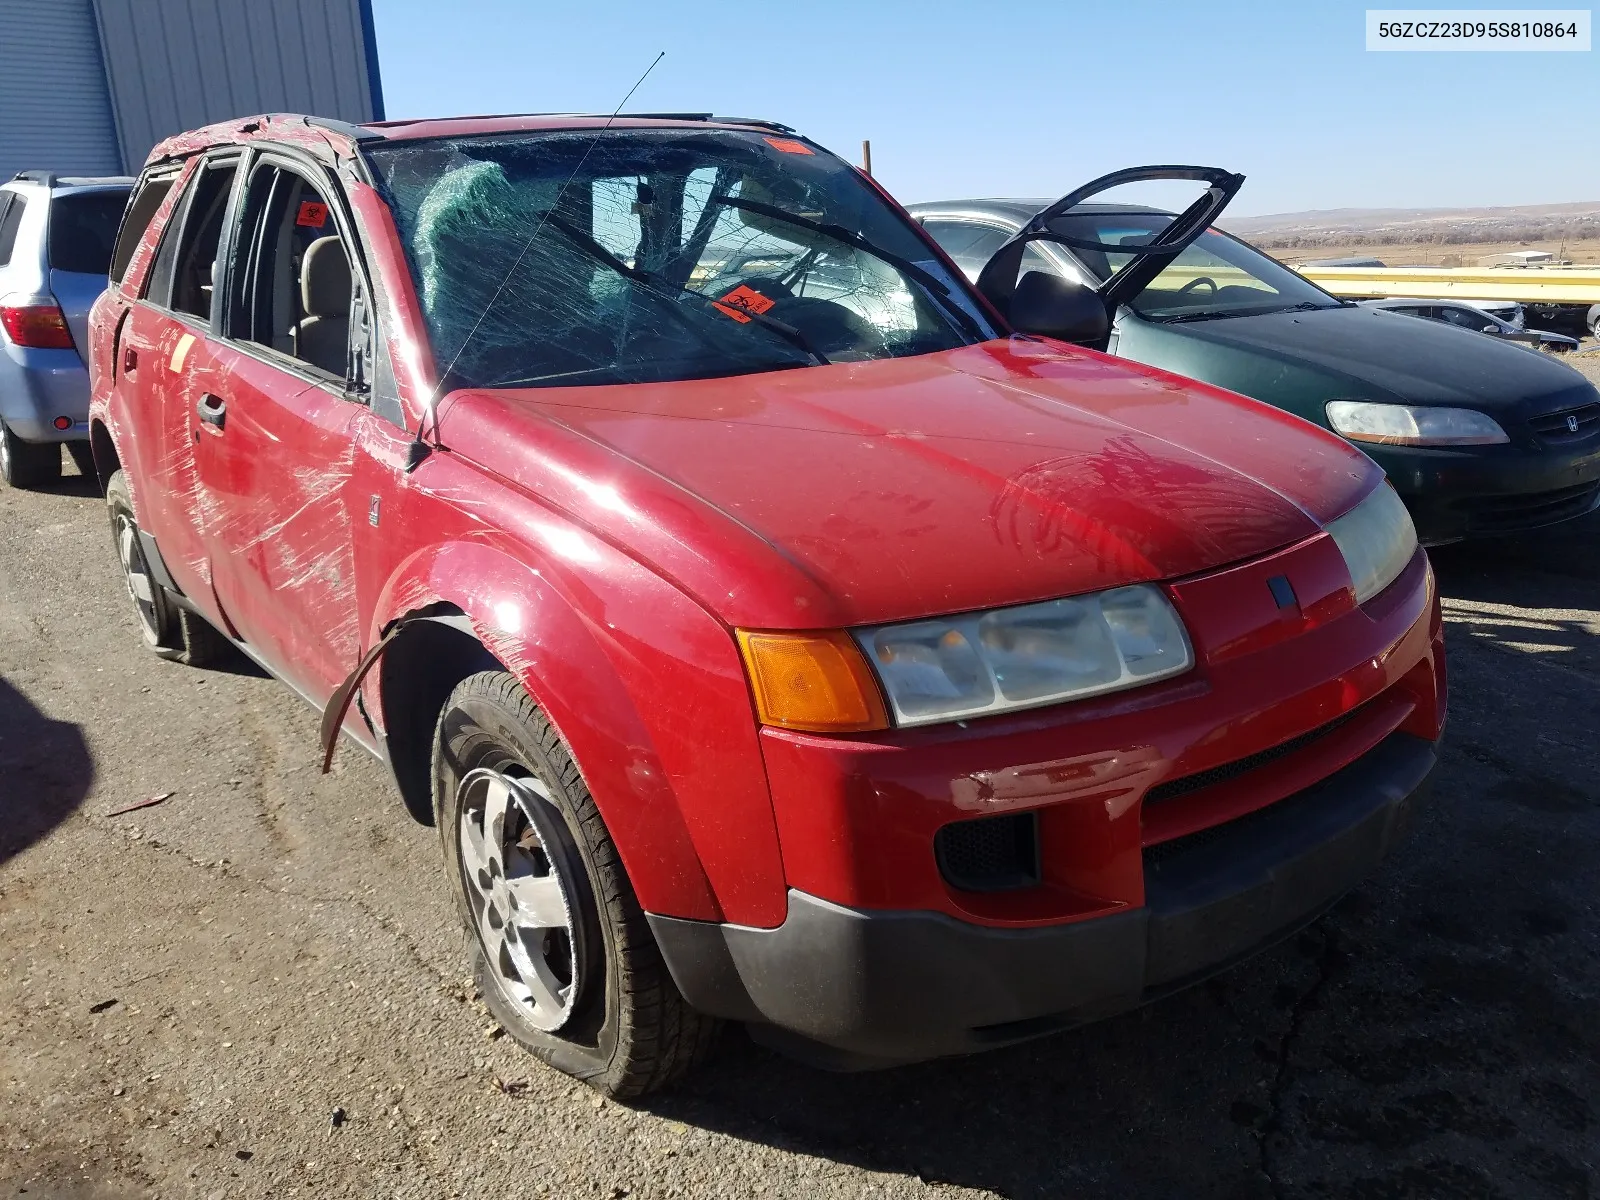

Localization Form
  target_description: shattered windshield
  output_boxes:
[1046,213,1341,321]
[364,128,992,389]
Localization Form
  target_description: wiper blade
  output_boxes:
[1159,308,1259,324]
[1159,302,1318,324]
[688,291,831,365]
[712,195,989,341]
[539,211,829,365]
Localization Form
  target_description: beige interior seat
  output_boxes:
[295,235,351,376]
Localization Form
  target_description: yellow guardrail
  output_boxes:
[1293,266,1600,305]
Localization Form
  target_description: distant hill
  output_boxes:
[1220,202,1600,249]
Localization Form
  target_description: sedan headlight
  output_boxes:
[856,585,1194,726]
[1325,401,1508,447]
[1324,484,1418,604]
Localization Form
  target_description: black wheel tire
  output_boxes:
[433,670,720,1098]
[105,469,231,667]
[67,441,98,484]
[0,424,62,489]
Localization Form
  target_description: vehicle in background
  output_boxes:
[1525,301,1596,339]
[911,174,1600,545]
[1359,298,1578,352]
[1461,298,1523,327]
[90,116,1442,1095]
[0,171,133,487]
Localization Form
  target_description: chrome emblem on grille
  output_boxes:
[1568,414,1581,433]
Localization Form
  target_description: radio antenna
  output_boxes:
[405,50,667,471]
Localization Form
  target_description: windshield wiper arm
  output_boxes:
[1159,306,1278,324]
[712,195,989,341]
[538,211,829,365]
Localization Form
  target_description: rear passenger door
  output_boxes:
[188,152,366,702]
[120,154,239,603]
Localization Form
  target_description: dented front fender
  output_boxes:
[362,535,786,927]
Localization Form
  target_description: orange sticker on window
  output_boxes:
[764,137,813,155]
[296,200,329,228]
[713,284,777,323]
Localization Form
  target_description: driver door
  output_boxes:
[973,166,1244,345]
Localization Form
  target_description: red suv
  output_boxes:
[87,112,1445,1097]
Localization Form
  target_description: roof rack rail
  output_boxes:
[616,112,796,133]
[709,115,796,133]
[10,170,57,187]
[302,115,387,142]
[354,111,798,134]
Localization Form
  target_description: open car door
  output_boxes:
[975,165,1244,341]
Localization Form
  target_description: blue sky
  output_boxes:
[370,0,1599,217]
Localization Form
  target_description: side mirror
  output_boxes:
[1482,325,1498,334]
[1007,270,1110,345]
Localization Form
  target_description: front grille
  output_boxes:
[1143,703,1367,808]
[1143,733,1388,871]
[1465,481,1600,534]
[1529,402,1600,441]
[934,812,1040,892]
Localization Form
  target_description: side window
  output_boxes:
[144,160,238,315]
[1439,306,1490,330]
[228,162,353,379]
[109,174,177,284]
[170,162,238,320]
[920,220,1012,280]
[0,193,27,267]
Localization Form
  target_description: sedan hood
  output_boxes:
[447,340,1378,628]
[1156,303,1595,413]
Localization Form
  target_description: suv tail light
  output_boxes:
[0,297,75,350]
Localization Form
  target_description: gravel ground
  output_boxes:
[2,362,1597,1197]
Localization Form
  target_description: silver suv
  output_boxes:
[0,171,132,487]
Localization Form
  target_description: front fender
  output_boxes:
[367,537,786,927]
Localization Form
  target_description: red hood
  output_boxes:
[440,340,1379,628]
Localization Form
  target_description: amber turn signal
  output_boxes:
[736,630,889,733]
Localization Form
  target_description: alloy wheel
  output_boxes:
[0,426,10,482]
[457,768,584,1032]
[115,513,163,646]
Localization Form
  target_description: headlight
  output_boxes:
[1325,401,1508,447]
[1324,485,1418,604]
[856,585,1194,726]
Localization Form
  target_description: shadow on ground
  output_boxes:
[0,675,94,865]
[1430,508,1600,599]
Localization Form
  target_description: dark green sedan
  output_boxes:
[910,169,1600,545]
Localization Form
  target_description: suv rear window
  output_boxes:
[49,190,131,275]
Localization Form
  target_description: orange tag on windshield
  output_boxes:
[713,284,776,324]
[764,137,813,155]
[296,200,328,227]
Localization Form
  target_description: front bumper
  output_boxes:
[1369,438,1600,544]
[650,731,1435,1067]
[0,344,91,442]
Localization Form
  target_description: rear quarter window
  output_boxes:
[108,176,175,284]
[49,190,131,275]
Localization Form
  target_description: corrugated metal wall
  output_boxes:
[92,0,383,171]
[0,0,123,180]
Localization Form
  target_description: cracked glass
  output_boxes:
[364,128,992,390]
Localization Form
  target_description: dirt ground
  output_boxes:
[3,359,1598,1199]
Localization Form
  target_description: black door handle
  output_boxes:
[197,393,227,430]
